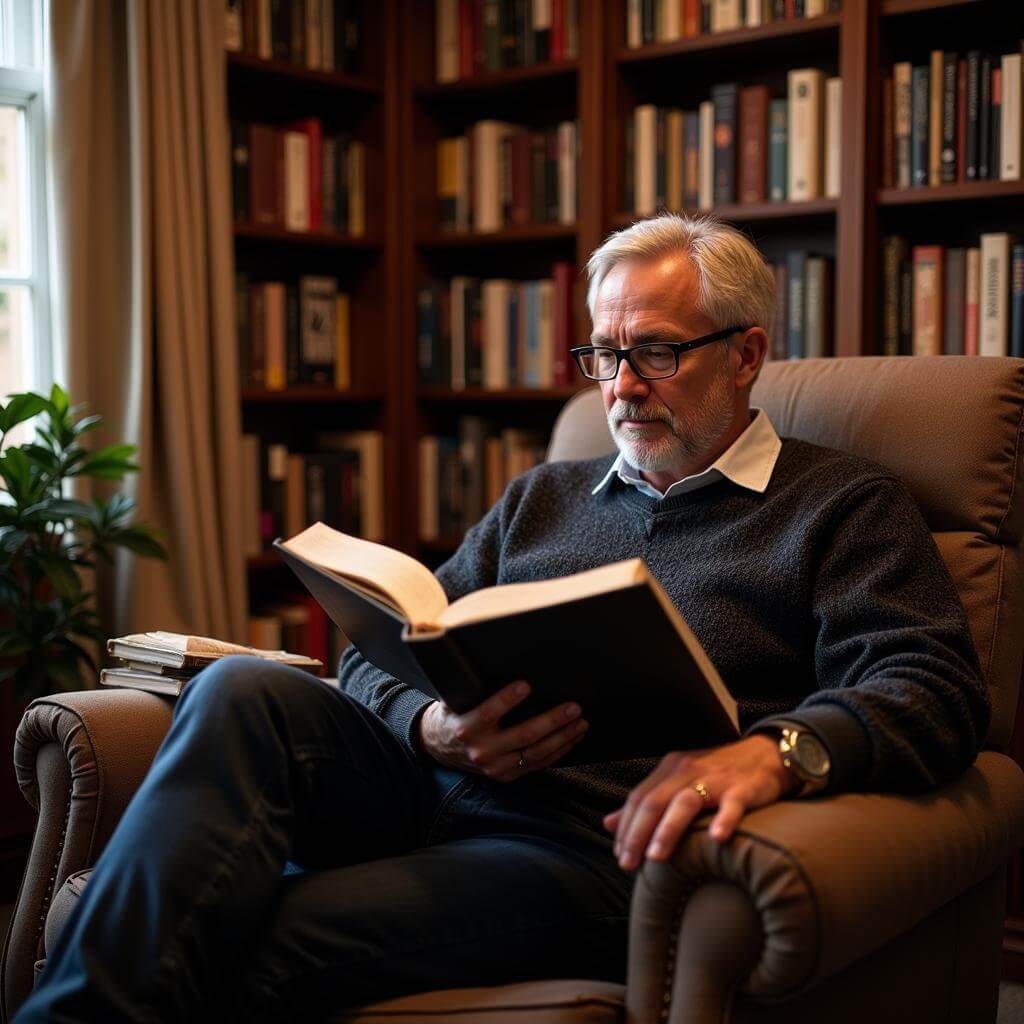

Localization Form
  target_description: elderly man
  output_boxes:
[16,214,989,1023]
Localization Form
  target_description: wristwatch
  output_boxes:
[764,721,831,798]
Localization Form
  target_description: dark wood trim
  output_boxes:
[418,387,588,403]
[415,224,578,248]
[881,0,982,14]
[414,59,578,98]
[233,224,382,249]
[226,51,383,94]
[611,199,838,227]
[240,388,385,403]
[878,181,1024,205]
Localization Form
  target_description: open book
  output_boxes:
[275,522,739,762]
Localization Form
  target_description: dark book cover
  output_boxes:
[249,123,280,226]
[768,99,788,201]
[1012,244,1024,359]
[264,441,289,543]
[683,111,700,209]
[509,131,531,225]
[336,134,351,233]
[786,249,807,359]
[417,283,443,387]
[482,0,502,72]
[274,539,740,763]
[898,259,914,355]
[286,284,300,387]
[304,452,358,530]
[236,274,251,387]
[956,57,967,183]
[530,130,547,224]
[702,0,711,33]
[911,65,930,187]
[882,235,907,356]
[943,247,966,355]
[249,283,266,386]
[881,76,894,189]
[772,0,785,18]
[517,0,533,65]
[711,83,739,206]
[966,51,981,180]
[641,0,655,44]
[270,0,291,61]
[322,136,338,230]
[458,0,475,76]
[499,0,517,67]
[979,54,992,179]
[655,107,667,210]
[337,0,361,72]
[991,66,1002,176]
[545,127,560,223]
[534,1,551,60]
[299,275,338,385]
[507,284,520,384]
[231,120,250,223]
[459,414,487,529]
[739,85,768,203]
[940,52,957,184]
[466,279,484,387]
[290,0,306,64]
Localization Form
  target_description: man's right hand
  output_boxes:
[416,680,588,782]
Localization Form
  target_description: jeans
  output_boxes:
[13,656,634,1023]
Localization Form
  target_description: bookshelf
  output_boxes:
[224,0,1024,975]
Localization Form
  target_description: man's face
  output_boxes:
[591,254,741,477]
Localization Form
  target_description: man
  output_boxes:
[16,214,989,1023]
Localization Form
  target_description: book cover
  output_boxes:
[928,49,943,186]
[966,51,981,180]
[786,249,807,359]
[739,85,769,203]
[711,82,739,205]
[788,68,824,201]
[965,246,981,356]
[943,248,966,355]
[911,65,929,187]
[912,245,944,356]
[894,62,912,189]
[1011,244,1024,358]
[299,276,337,385]
[980,233,1010,356]
[768,99,788,201]
[940,52,957,184]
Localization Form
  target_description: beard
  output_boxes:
[606,357,736,473]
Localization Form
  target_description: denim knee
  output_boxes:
[178,655,310,714]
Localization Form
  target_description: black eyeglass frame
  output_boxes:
[570,325,752,381]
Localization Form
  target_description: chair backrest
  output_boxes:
[545,356,1024,750]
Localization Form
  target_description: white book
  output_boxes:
[241,434,261,559]
[698,100,714,210]
[627,0,642,48]
[666,109,684,211]
[225,0,243,51]
[710,0,742,33]
[473,120,513,232]
[284,132,311,231]
[450,276,470,389]
[659,0,682,41]
[894,62,912,189]
[824,77,842,199]
[322,0,335,70]
[436,0,459,83]
[980,233,1010,356]
[305,0,323,68]
[536,281,556,388]
[745,0,763,27]
[805,0,826,14]
[1000,54,1022,181]
[565,0,579,57]
[532,0,552,35]
[347,141,365,236]
[557,121,577,225]
[634,104,658,215]
[788,68,825,201]
[419,437,440,541]
[257,0,272,59]
[315,431,386,541]
[482,280,513,390]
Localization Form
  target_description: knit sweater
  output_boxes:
[337,438,991,829]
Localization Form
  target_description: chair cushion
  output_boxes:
[43,869,624,1022]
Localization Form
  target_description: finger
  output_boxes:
[645,788,708,861]
[603,809,622,832]
[499,700,583,756]
[617,777,691,870]
[494,717,589,780]
[614,753,688,856]
[458,680,531,738]
[524,724,589,774]
[708,789,749,843]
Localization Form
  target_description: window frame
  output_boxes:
[0,60,52,395]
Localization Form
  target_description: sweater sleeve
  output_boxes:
[337,490,508,754]
[747,475,990,796]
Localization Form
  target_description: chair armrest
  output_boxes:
[624,751,1024,1023]
[1,688,174,1021]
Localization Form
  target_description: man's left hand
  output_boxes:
[603,734,802,871]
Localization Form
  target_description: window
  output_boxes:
[0,0,49,402]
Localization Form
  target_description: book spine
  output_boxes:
[683,110,700,209]
[898,258,913,355]
[912,245,944,356]
[1012,244,1024,359]
[655,107,667,210]
[768,99,788,201]
[966,51,980,180]
[882,75,894,189]
[739,85,768,203]
[786,249,806,358]
[940,52,957,184]
[956,57,967,183]
[882,235,906,356]
[980,232,1010,356]
[979,54,992,180]
[804,256,830,358]
[894,62,912,188]
[711,82,738,205]
[943,247,966,355]
[824,76,841,198]
[634,104,657,215]
[965,246,981,356]
[787,68,823,201]
[928,49,943,186]
[911,64,929,187]
[698,100,714,209]
[1000,53,1022,180]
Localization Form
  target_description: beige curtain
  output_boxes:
[45,0,248,643]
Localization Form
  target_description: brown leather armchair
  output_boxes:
[4,356,1024,1024]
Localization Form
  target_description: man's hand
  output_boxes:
[603,734,801,871]
[417,679,589,782]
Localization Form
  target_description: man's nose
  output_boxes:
[612,355,650,402]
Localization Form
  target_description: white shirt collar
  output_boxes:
[591,407,782,500]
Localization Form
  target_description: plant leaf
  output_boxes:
[0,393,48,433]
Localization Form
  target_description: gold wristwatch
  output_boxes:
[772,722,831,797]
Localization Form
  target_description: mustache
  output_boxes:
[609,401,671,423]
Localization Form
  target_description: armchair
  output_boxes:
[3,356,1024,1023]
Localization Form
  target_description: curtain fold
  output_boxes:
[46,0,248,644]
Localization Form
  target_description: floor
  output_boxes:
[2,900,1023,1019]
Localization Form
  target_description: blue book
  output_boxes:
[786,250,808,359]
[1011,245,1024,359]
[768,100,787,202]
[507,285,520,385]
[911,65,930,187]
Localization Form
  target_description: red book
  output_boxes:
[249,123,280,226]
[551,0,565,60]
[509,132,532,226]
[552,262,575,385]
[683,0,700,37]
[739,85,769,203]
[785,0,795,17]
[956,58,967,184]
[288,117,323,231]
[458,0,474,78]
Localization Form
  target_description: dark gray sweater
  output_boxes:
[338,438,990,828]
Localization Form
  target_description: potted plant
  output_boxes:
[0,384,167,837]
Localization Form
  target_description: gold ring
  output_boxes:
[692,781,712,805]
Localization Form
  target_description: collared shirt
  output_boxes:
[591,406,782,500]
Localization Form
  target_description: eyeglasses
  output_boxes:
[570,325,751,381]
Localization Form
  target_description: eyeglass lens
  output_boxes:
[579,345,677,380]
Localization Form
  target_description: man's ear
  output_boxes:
[734,328,768,390]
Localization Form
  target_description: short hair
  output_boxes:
[585,213,776,384]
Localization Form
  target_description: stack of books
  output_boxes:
[100,631,323,697]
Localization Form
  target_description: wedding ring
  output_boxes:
[517,751,528,769]
[692,781,712,805]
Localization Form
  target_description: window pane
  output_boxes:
[0,103,27,276]
[0,284,30,396]
[0,0,40,69]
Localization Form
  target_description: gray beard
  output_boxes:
[606,368,736,474]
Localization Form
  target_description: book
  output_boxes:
[100,668,191,698]
[788,68,824,201]
[274,522,740,762]
[106,631,323,673]
[980,232,1011,356]
[912,245,944,356]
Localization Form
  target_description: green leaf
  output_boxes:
[0,447,32,500]
[36,499,97,524]
[38,554,82,602]
[49,383,69,416]
[111,525,167,560]
[45,657,87,692]
[71,414,103,437]
[0,393,48,434]
[0,634,33,656]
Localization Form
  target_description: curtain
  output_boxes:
[45,0,248,643]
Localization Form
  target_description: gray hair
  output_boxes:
[585,213,776,364]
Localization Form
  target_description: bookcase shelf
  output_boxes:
[881,0,982,14]
[877,181,1024,206]
[418,387,588,403]
[415,224,577,249]
[613,199,839,227]
[233,224,382,249]
[226,51,383,95]
[415,59,578,98]
[240,388,386,404]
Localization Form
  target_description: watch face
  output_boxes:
[794,733,831,777]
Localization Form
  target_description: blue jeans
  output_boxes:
[14,656,633,1023]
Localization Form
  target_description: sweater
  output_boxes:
[337,438,991,830]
